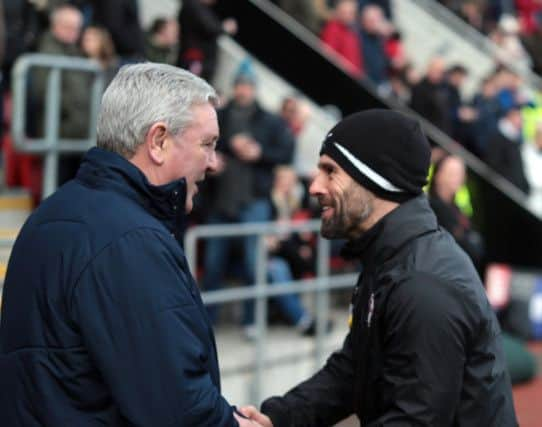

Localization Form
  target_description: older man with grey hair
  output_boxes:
[0,63,261,427]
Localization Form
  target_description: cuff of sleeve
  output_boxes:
[261,397,292,427]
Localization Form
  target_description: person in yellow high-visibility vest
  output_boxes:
[428,154,483,270]
[426,153,473,217]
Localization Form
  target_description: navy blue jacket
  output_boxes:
[0,148,237,426]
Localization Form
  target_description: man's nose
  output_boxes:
[309,175,324,197]
[207,150,218,172]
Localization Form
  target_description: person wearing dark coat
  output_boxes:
[2,0,39,80]
[485,104,530,194]
[410,56,453,135]
[92,0,145,61]
[200,62,295,332]
[239,110,517,427]
[32,5,91,185]
[471,74,501,157]
[178,0,237,83]
[359,4,390,87]
[428,154,484,271]
[0,63,259,427]
[358,0,392,19]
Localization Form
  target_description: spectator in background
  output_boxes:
[485,103,531,194]
[444,64,479,148]
[279,95,312,137]
[279,94,316,176]
[277,0,332,34]
[178,0,237,83]
[488,0,517,23]
[33,5,90,184]
[494,66,531,111]
[458,0,490,33]
[410,56,452,135]
[3,0,40,82]
[384,30,408,74]
[471,73,501,157]
[490,14,533,71]
[92,0,145,63]
[520,22,542,75]
[359,4,393,93]
[522,121,542,212]
[201,60,294,337]
[81,26,119,83]
[144,17,179,66]
[265,165,332,336]
[357,0,392,19]
[388,62,420,104]
[269,166,315,280]
[429,154,485,271]
[515,0,542,35]
[320,0,364,79]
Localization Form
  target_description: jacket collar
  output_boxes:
[76,147,188,236]
[341,195,438,268]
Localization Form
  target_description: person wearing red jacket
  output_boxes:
[320,0,364,78]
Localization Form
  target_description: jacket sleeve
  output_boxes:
[261,332,355,426]
[70,228,237,427]
[369,271,473,426]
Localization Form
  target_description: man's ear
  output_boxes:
[146,122,169,165]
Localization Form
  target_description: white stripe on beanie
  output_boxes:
[333,142,404,193]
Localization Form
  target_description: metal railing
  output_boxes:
[184,219,357,404]
[11,54,105,199]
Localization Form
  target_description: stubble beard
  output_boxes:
[320,189,374,240]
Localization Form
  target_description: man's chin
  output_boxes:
[320,221,343,240]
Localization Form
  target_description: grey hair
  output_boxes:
[96,62,218,158]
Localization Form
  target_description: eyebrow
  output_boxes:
[318,160,335,170]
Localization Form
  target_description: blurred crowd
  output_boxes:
[0,0,541,344]
[275,0,542,210]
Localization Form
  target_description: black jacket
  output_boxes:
[92,0,144,57]
[0,148,237,426]
[410,78,452,136]
[205,101,294,218]
[485,128,530,195]
[261,196,517,426]
[178,0,224,81]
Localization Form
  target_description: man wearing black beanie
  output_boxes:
[240,109,517,426]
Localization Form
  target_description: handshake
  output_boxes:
[234,406,273,427]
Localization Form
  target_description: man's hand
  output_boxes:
[234,411,264,426]
[237,406,273,427]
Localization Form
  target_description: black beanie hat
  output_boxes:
[319,109,431,203]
